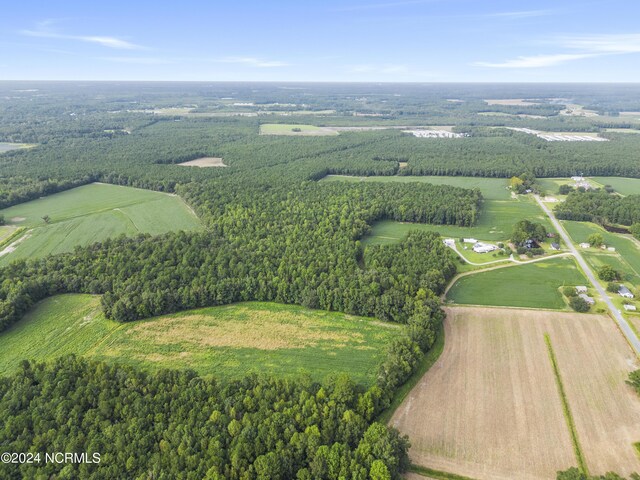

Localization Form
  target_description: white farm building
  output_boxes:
[473,242,498,254]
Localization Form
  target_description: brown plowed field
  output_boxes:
[391,307,640,479]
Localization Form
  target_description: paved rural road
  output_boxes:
[535,195,640,355]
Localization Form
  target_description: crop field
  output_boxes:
[563,221,640,283]
[322,175,511,200]
[259,123,338,136]
[446,257,588,309]
[0,295,399,383]
[590,176,640,195]
[0,183,202,265]
[363,197,551,246]
[178,157,227,167]
[391,307,640,480]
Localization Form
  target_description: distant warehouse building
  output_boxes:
[624,304,637,312]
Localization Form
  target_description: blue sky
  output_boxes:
[1,0,639,82]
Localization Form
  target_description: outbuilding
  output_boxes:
[619,286,635,299]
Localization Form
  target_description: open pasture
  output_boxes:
[563,220,640,284]
[589,176,640,196]
[484,98,541,106]
[0,183,202,264]
[259,123,338,136]
[391,307,640,480]
[446,257,588,309]
[0,295,399,384]
[363,196,550,246]
[178,157,227,167]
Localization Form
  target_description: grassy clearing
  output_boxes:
[563,220,640,284]
[322,175,511,200]
[364,197,551,246]
[545,333,589,474]
[0,295,399,384]
[259,123,338,136]
[392,307,640,479]
[0,142,36,153]
[0,183,202,265]
[589,176,640,196]
[446,257,588,309]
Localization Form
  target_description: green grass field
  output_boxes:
[364,197,551,245]
[259,123,338,136]
[322,175,511,200]
[0,295,400,384]
[0,183,202,265]
[446,257,589,309]
[562,220,640,284]
[589,177,640,196]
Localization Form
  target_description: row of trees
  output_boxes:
[555,190,640,226]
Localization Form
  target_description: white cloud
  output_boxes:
[218,57,290,68]
[560,33,640,53]
[21,22,144,50]
[474,32,640,69]
[474,53,598,68]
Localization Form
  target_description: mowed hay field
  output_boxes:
[364,197,550,246]
[0,183,202,265]
[391,307,640,480]
[0,295,400,384]
[446,257,587,309]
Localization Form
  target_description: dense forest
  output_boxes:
[0,356,411,479]
[555,190,640,226]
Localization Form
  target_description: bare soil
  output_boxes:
[178,157,227,167]
[391,306,640,479]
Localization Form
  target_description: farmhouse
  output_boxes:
[579,242,590,249]
[575,286,588,294]
[443,238,455,247]
[624,304,637,312]
[619,286,635,299]
[550,242,560,250]
[473,242,498,254]
[524,239,539,249]
[578,293,596,305]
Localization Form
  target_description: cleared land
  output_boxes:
[178,157,227,167]
[259,123,338,136]
[364,197,551,245]
[391,307,640,480]
[563,220,640,284]
[0,295,399,383]
[484,98,541,106]
[0,183,202,264]
[446,256,588,309]
[0,142,36,153]
[589,177,640,196]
